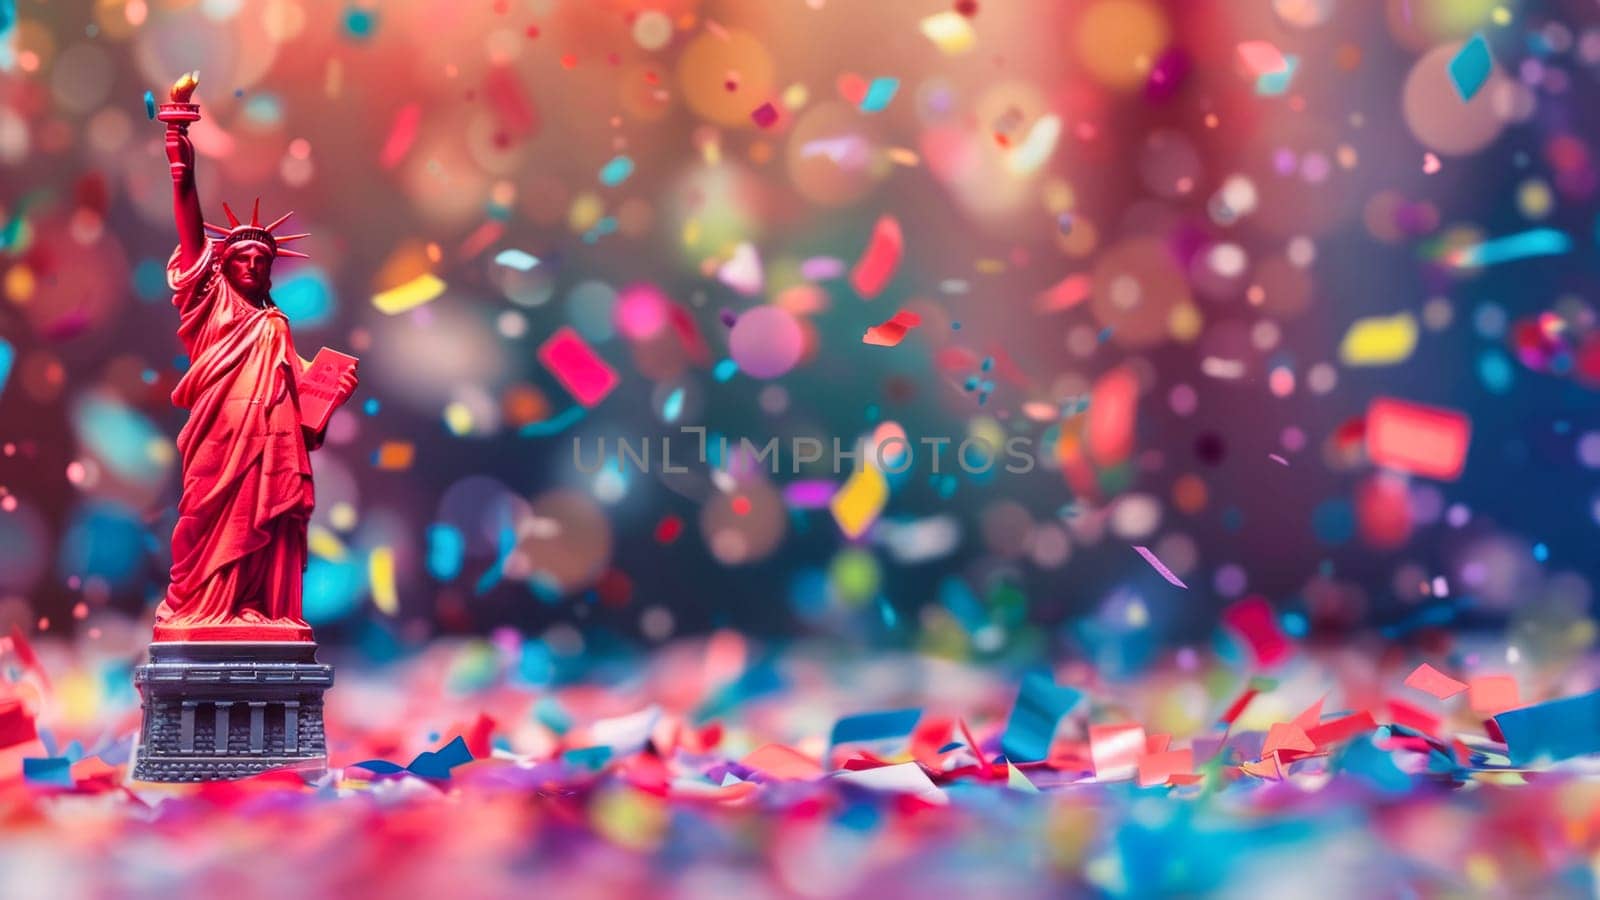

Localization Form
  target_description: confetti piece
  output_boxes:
[1235,41,1288,77]
[538,327,620,408]
[920,11,975,55]
[0,337,12,400]
[0,697,36,750]
[1495,689,1600,766]
[1422,152,1441,174]
[741,744,823,780]
[1404,663,1467,700]
[372,441,414,471]
[1222,597,1294,669]
[599,155,635,187]
[1087,366,1137,466]
[750,102,778,129]
[369,546,398,615]
[1000,674,1083,763]
[1468,675,1520,716]
[1004,114,1061,176]
[862,309,921,347]
[1133,545,1188,589]
[1268,453,1289,466]
[1035,274,1092,312]
[858,77,899,113]
[717,242,763,296]
[1137,748,1193,787]
[1448,33,1493,102]
[850,215,903,299]
[372,273,446,315]
[1088,723,1146,781]
[1255,55,1298,95]
[493,248,540,271]
[143,90,156,120]
[832,761,947,803]
[1446,228,1571,268]
[519,404,586,437]
[1365,397,1470,481]
[1339,312,1419,367]
[829,465,888,539]
[378,103,422,169]
[829,707,921,752]
[22,756,72,787]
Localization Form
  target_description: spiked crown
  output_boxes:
[203,198,309,260]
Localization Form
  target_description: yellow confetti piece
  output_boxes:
[443,400,474,436]
[373,440,415,471]
[1338,312,1418,367]
[885,147,920,167]
[372,273,445,315]
[308,524,347,562]
[974,258,1006,274]
[920,11,976,56]
[1005,114,1062,177]
[829,466,888,539]
[369,545,398,615]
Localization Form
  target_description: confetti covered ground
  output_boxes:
[7,0,1600,895]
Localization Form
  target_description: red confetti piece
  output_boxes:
[1088,722,1145,780]
[1386,697,1441,735]
[1305,710,1377,748]
[1221,596,1294,669]
[1087,366,1137,466]
[863,309,921,347]
[1136,748,1193,787]
[850,216,903,299]
[836,72,869,106]
[537,327,619,407]
[0,697,36,750]
[654,515,683,543]
[1403,663,1468,700]
[1365,397,1471,481]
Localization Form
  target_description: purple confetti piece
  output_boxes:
[1269,453,1289,466]
[800,256,845,281]
[1133,545,1189,589]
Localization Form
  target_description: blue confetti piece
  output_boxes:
[829,707,921,751]
[0,337,12,400]
[405,735,473,779]
[425,524,465,580]
[859,77,900,113]
[599,155,634,187]
[1451,228,1571,268]
[143,90,156,120]
[1496,688,1600,766]
[23,757,73,787]
[713,358,739,382]
[493,248,540,271]
[1448,34,1493,102]
[1336,731,1413,794]
[1000,673,1082,763]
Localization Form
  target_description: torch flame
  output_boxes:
[170,71,200,104]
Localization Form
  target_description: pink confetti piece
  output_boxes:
[538,327,619,407]
[751,102,779,129]
[1235,41,1288,78]
[1222,597,1294,669]
[1404,663,1468,700]
[1034,273,1091,312]
[1268,453,1289,466]
[850,215,903,299]
[1088,723,1145,780]
[379,103,422,170]
[1467,675,1520,715]
[1133,545,1188,588]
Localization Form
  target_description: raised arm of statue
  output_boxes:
[162,72,206,273]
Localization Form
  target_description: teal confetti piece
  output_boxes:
[1255,55,1299,96]
[22,757,73,787]
[1000,673,1082,762]
[1448,34,1492,101]
[143,90,156,120]
[859,77,900,113]
[599,155,634,187]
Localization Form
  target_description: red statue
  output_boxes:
[153,74,358,643]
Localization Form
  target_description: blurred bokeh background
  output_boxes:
[2,0,1598,670]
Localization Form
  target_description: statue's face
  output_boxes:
[223,244,272,300]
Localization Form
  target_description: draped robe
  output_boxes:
[153,242,316,642]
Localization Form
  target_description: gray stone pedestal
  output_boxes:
[131,642,333,782]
